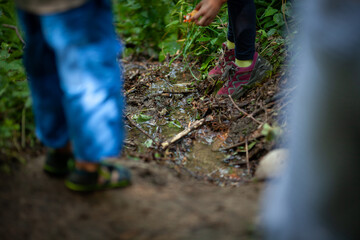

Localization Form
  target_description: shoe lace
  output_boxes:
[221,65,234,87]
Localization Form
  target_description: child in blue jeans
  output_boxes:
[15,0,131,191]
[192,0,272,99]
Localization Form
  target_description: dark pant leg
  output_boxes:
[17,10,69,148]
[227,0,256,60]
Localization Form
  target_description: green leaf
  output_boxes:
[144,139,153,148]
[165,20,179,28]
[264,20,276,29]
[237,141,256,152]
[200,56,215,70]
[133,114,152,123]
[264,7,278,17]
[267,28,277,37]
[168,120,182,129]
[273,13,284,26]
[196,37,212,42]
[257,29,267,38]
[261,123,283,141]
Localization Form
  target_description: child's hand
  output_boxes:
[183,10,199,23]
[191,0,226,26]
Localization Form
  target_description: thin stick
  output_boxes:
[161,118,205,149]
[162,91,196,94]
[228,95,263,125]
[281,0,290,35]
[2,24,25,45]
[143,91,196,101]
[21,107,26,148]
[245,138,251,174]
[126,115,158,145]
[219,133,262,151]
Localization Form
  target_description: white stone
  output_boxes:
[255,148,288,180]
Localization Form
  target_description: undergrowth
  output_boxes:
[0,1,36,167]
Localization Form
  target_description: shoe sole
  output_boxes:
[43,164,69,176]
[65,179,131,192]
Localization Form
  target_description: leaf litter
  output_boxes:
[122,57,290,186]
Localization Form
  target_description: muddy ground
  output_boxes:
[0,156,263,240]
[0,59,290,240]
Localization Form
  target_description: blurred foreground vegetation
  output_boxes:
[0,0,293,163]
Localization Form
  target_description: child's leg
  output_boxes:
[17,11,70,149]
[40,0,124,164]
[217,0,271,98]
[227,0,256,63]
[227,18,235,50]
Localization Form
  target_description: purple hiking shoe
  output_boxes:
[208,42,235,79]
[216,52,272,99]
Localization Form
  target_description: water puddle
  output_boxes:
[125,63,246,181]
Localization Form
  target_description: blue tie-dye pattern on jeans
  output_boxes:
[17,0,125,162]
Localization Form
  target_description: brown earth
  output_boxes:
[0,156,264,240]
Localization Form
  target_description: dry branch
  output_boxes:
[161,117,210,149]
[219,132,263,151]
[126,115,159,146]
[228,95,263,125]
[245,138,251,174]
[2,24,25,44]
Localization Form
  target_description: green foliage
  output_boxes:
[163,0,227,75]
[254,0,293,71]
[0,0,36,156]
[113,0,292,75]
[113,0,178,58]
[255,0,292,36]
[261,123,283,142]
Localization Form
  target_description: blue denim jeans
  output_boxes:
[18,0,125,162]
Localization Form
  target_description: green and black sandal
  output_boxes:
[65,162,131,192]
[44,150,75,176]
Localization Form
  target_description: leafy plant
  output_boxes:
[113,0,178,58]
[0,0,36,159]
[113,0,293,75]
[163,0,227,75]
[254,0,293,71]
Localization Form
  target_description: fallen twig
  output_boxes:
[245,138,251,175]
[162,91,196,95]
[252,102,275,118]
[219,132,262,151]
[144,91,196,101]
[161,116,212,149]
[228,95,263,125]
[126,115,159,146]
[2,24,25,45]
[282,0,290,35]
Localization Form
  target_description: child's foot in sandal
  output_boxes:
[44,150,75,176]
[65,162,131,192]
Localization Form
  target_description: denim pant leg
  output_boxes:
[17,11,69,149]
[40,0,124,162]
[227,0,256,60]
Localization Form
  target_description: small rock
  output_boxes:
[255,148,288,180]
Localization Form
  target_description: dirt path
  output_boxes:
[0,156,264,240]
